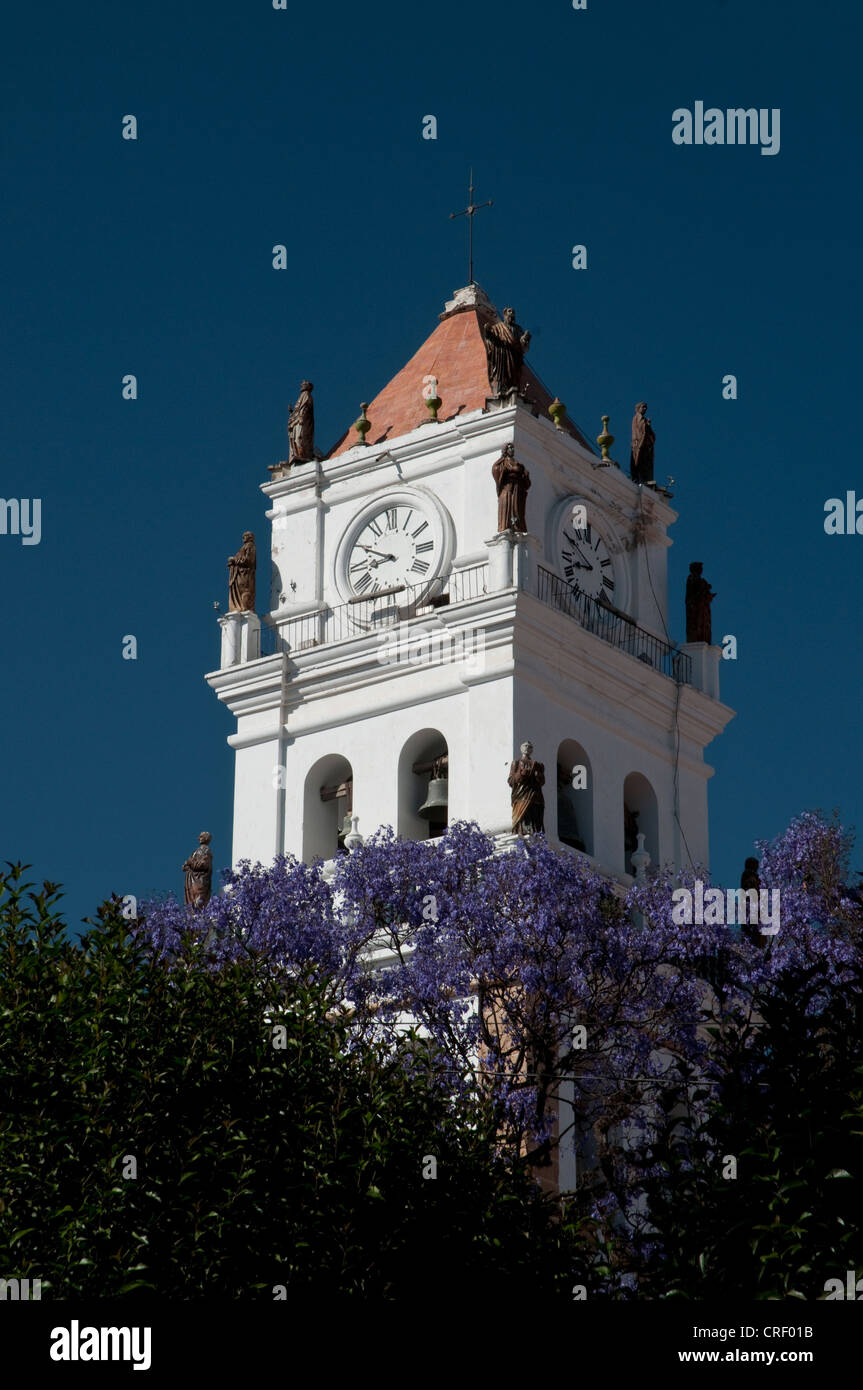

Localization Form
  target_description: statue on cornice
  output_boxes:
[508,741,545,836]
[685,561,715,644]
[740,857,764,947]
[183,831,213,910]
[492,444,531,533]
[288,381,315,464]
[630,402,655,484]
[228,531,256,613]
[483,306,531,396]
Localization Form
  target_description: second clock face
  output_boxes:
[560,520,615,603]
[347,503,438,597]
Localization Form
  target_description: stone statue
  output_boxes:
[492,444,531,532]
[630,402,655,484]
[183,831,213,909]
[624,804,639,856]
[740,856,763,947]
[685,561,716,644]
[557,764,585,851]
[228,531,256,613]
[288,381,315,464]
[483,306,531,396]
[508,740,545,836]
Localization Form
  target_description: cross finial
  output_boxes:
[449,169,492,286]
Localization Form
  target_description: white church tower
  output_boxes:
[207,282,734,882]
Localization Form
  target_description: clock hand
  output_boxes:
[358,546,397,562]
[562,531,594,567]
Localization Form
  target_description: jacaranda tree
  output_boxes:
[628,812,863,1297]
[5,810,858,1297]
[140,810,863,1273]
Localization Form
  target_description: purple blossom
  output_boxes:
[138,812,863,1195]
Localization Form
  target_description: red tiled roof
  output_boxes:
[327,304,592,457]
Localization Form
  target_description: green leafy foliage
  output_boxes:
[0,867,590,1298]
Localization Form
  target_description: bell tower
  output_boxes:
[206,281,734,882]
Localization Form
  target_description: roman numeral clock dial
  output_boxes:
[347,503,438,597]
[560,522,615,604]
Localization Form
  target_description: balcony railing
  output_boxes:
[261,563,489,656]
[536,565,691,684]
[256,560,690,685]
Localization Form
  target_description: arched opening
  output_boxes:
[622,772,659,876]
[303,754,354,863]
[556,738,593,856]
[398,729,449,841]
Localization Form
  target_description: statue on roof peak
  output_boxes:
[483,306,531,397]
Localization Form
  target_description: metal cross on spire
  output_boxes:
[449,169,492,286]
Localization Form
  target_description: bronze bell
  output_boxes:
[417,777,449,820]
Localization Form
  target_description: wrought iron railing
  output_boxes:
[536,565,691,683]
[254,561,689,683]
[261,562,489,656]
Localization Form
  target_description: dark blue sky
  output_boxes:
[2,0,860,928]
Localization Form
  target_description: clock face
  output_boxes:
[346,502,439,597]
[560,520,615,604]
